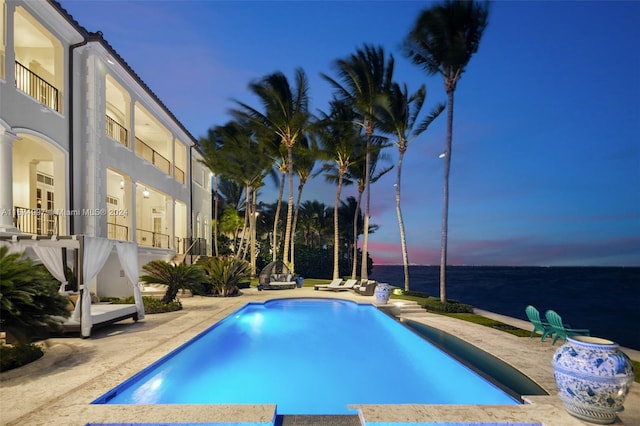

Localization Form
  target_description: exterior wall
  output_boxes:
[1,0,213,297]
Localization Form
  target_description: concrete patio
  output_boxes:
[1,287,637,425]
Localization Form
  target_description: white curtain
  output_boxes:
[115,242,145,320]
[76,237,114,337]
[32,246,68,293]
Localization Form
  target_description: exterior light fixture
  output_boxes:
[120,180,125,189]
[438,152,446,159]
[143,188,150,198]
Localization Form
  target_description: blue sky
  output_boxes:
[59,0,640,267]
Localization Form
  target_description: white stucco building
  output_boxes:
[1,0,212,300]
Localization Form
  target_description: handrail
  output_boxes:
[13,206,59,236]
[15,61,59,112]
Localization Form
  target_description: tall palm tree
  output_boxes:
[232,69,311,271]
[377,82,445,291]
[347,136,393,278]
[403,0,489,302]
[199,127,228,257]
[290,136,317,273]
[217,121,272,274]
[315,98,360,279]
[322,44,394,280]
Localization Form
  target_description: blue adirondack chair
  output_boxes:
[525,305,555,341]
[545,309,590,345]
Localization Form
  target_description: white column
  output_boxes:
[0,131,19,231]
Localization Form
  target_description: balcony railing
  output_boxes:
[107,222,129,241]
[175,166,185,184]
[106,116,129,147]
[135,137,170,175]
[136,228,170,249]
[14,206,59,236]
[174,237,207,255]
[15,61,59,112]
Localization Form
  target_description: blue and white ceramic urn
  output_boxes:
[552,336,635,424]
[374,282,392,304]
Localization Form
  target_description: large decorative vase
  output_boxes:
[374,282,392,304]
[552,336,635,424]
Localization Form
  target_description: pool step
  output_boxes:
[275,414,362,425]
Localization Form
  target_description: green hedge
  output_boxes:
[0,343,43,372]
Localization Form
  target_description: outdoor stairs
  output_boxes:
[275,415,361,425]
[378,299,425,318]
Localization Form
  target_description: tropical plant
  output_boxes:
[197,256,252,297]
[403,0,489,302]
[0,246,70,344]
[315,98,360,279]
[139,260,206,304]
[377,82,445,291]
[347,137,393,278]
[290,136,318,273]
[322,44,395,280]
[232,69,311,270]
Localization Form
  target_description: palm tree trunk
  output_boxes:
[439,88,455,303]
[333,174,344,279]
[237,184,251,260]
[282,145,295,268]
[272,169,286,261]
[250,189,257,277]
[213,175,219,257]
[360,130,372,280]
[352,189,363,278]
[396,148,410,291]
[290,179,305,274]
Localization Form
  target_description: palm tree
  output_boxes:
[199,127,227,257]
[322,44,394,280]
[403,0,489,302]
[232,69,311,271]
[290,136,317,273]
[140,260,206,304]
[377,82,445,291]
[0,247,70,343]
[217,120,273,274]
[347,136,393,278]
[315,98,360,279]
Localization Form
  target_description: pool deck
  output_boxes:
[1,287,638,426]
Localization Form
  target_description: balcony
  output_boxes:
[106,116,129,147]
[15,61,59,112]
[137,228,170,249]
[107,222,129,241]
[14,206,59,236]
[135,137,170,175]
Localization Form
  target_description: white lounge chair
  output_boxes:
[313,278,343,291]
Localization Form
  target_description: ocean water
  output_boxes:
[369,265,640,350]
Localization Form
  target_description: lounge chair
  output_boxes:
[525,305,555,341]
[545,309,590,345]
[340,279,358,289]
[355,280,377,296]
[314,278,343,291]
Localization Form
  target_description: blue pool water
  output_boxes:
[94,299,518,414]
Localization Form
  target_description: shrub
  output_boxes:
[0,343,44,372]
[197,256,251,297]
[0,247,70,343]
[422,297,474,313]
[140,261,206,304]
[110,296,182,313]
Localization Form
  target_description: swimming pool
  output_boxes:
[93,299,518,414]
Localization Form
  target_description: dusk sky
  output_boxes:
[59,0,640,267]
